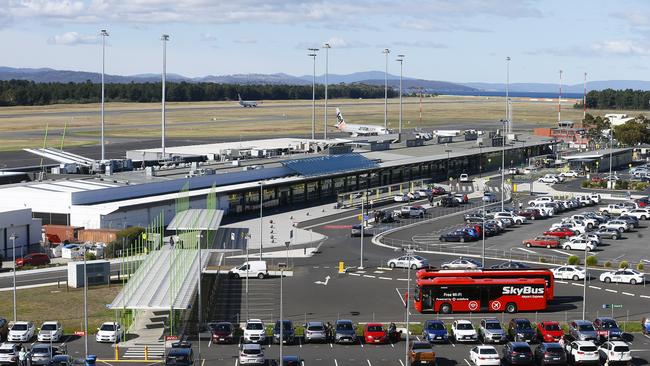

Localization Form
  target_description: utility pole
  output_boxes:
[405,246,414,366]
[396,55,405,134]
[506,56,511,133]
[10,233,17,322]
[100,29,109,161]
[323,43,331,139]
[308,48,319,140]
[382,48,390,129]
[558,69,563,124]
[161,34,170,158]
[259,182,264,259]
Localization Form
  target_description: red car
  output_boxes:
[522,236,560,248]
[364,323,388,344]
[15,253,51,267]
[635,197,649,208]
[536,321,564,342]
[517,209,542,220]
[431,186,447,196]
[543,227,576,239]
[466,224,482,236]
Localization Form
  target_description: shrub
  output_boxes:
[604,261,612,268]
[581,181,591,188]
[586,255,598,267]
[619,260,629,269]
[567,255,580,265]
[637,262,644,271]
[615,181,629,190]
[539,257,548,263]
[84,252,97,261]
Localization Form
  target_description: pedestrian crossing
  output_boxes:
[123,344,165,359]
[453,184,501,193]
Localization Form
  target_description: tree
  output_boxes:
[613,120,650,146]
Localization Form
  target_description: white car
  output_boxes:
[599,204,627,215]
[621,208,650,220]
[525,206,551,217]
[552,266,586,281]
[470,345,501,366]
[560,170,579,178]
[573,233,601,246]
[562,238,595,252]
[451,320,478,342]
[529,197,554,204]
[538,175,560,184]
[569,215,598,229]
[0,343,20,364]
[243,319,266,344]
[95,322,123,343]
[7,321,35,342]
[441,258,482,270]
[459,174,470,182]
[600,269,645,285]
[565,341,599,365]
[550,221,585,235]
[598,341,632,365]
[393,194,410,202]
[492,212,527,225]
[398,206,426,218]
[387,255,429,269]
[599,220,630,233]
[37,321,63,342]
[239,343,265,365]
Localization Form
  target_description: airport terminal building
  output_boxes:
[0,135,555,229]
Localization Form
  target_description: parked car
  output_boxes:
[599,269,645,285]
[621,208,650,220]
[209,322,235,344]
[439,230,474,243]
[387,255,429,269]
[238,343,264,366]
[551,266,585,281]
[479,318,507,344]
[593,227,622,240]
[517,209,542,221]
[599,221,629,233]
[470,345,501,366]
[593,317,623,341]
[483,192,498,202]
[522,236,560,249]
[243,319,266,344]
[303,321,327,344]
[536,321,564,343]
[564,341,599,365]
[441,196,460,207]
[490,262,530,269]
[598,341,632,366]
[543,227,576,239]
[334,320,357,344]
[599,204,627,215]
[502,342,533,365]
[0,319,8,342]
[460,173,470,182]
[451,320,478,342]
[507,319,536,343]
[408,341,436,365]
[569,320,598,342]
[422,320,449,343]
[394,194,410,202]
[15,253,50,267]
[533,342,566,366]
[37,321,63,342]
[30,344,64,366]
[363,323,387,344]
[49,355,74,366]
[0,343,20,365]
[561,238,595,252]
[280,356,302,366]
[7,321,35,342]
[95,322,123,343]
[617,215,640,228]
[441,258,482,270]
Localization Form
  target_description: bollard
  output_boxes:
[339,262,345,274]
[114,345,119,361]
[144,346,148,361]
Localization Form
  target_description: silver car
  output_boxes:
[29,344,59,366]
[479,318,507,344]
[304,321,327,343]
[569,320,598,342]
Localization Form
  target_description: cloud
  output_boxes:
[296,37,369,50]
[392,40,447,49]
[234,38,257,44]
[47,32,99,46]
[590,40,650,56]
[200,33,218,42]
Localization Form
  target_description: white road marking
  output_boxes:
[622,292,635,296]
[367,360,372,366]
[234,359,238,366]
[396,288,406,307]
[589,286,601,290]
[517,248,537,254]
[334,359,338,366]
[640,295,650,299]
[208,340,212,348]
[360,342,364,348]
[363,275,376,278]
[379,277,393,280]
[349,273,361,276]
[551,249,571,256]
[397,278,408,281]
[555,280,567,284]
[391,343,394,348]
[605,289,618,293]
[399,360,405,366]
[571,283,584,287]
[464,359,472,366]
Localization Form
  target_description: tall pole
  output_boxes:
[10,233,17,322]
[482,196,486,266]
[196,234,202,362]
[323,43,331,140]
[396,55,405,134]
[100,29,109,161]
[583,72,587,121]
[279,267,284,363]
[501,120,506,211]
[582,246,588,319]
[506,56,511,133]
[405,249,413,366]
[245,234,250,319]
[383,48,390,129]
[259,182,263,260]
[359,194,365,270]
[83,252,88,357]
[161,34,169,158]
[308,48,319,140]
[558,69,563,124]
[609,131,614,188]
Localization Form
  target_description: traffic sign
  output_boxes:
[602,304,623,309]
[74,331,86,336]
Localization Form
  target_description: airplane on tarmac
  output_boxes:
[238,94,258,107]
[432,129,463,137]
[335,107,391,137]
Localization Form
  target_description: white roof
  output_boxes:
[132,137,331,156]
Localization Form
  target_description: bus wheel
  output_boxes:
[505,303,517,313]
[440,303,452,314]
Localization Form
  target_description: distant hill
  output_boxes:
[357,78,476,93]
[462,80,650,93]
[197,73,310,85]
[299,70,415,84]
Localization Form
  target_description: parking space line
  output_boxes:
[367,360,372,366]
[379,277,393,280]
[571,283,584,287]
[208,340,211,348]
[391,343,394,348]
[555,280,567,284]
[360,342,364,348]
[349,273,361,276]
[517,248,537,254]
[395,288,406,306]
[464,359,472,366]
[363,275,376,278]
[622,292,635,296]
[334,359,338,366]
[396,278,408,281]
[551,249,571,256]
[605,289,618,293]
[589,286,601,290]
[641,295,650,299]
[399,360,405,366]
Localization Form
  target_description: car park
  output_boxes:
[439,230,474,243]
[522,236,560,249]
[507,318,536,343]
[303,321,327,343]
[95,322,123,343]
[422,320,449,343]
[0,343,20,365]
[593,317,623,341]
[363,323,387,344]
[334,320,357,344]
[569,320,598,342]
[599,269,645,284]
[533,342,566,366]
[551,266,585,281]
[564,341,599,365]
[7,322,35,342]
[451,320,478,342]
[470,345,501,366]
[441,258,482,270]
[209,322,235,344]
[238,344,264,365]
[387,255,429,269]
[243,319,266,344]
[598,341,632,366]
[479,318,507,344]
[408,341,436,365]
[536,321,564,343]
[37,321,62,343]
[502,342,534,365]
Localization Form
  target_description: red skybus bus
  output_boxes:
[413,277,548,314]
[416,268,555,300]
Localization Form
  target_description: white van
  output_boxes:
[229,261,268,279]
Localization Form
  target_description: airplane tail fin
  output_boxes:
[335,107,345,129]
[238,93,242,102]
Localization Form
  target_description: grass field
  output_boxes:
[0,284,122,334]
[0,95,647,152]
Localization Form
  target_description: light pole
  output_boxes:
[259,181,264,260]
[10,232,17,322]
[482,194,486,266]
[308,48,319,140]
[608,130,614,189]
[505,56,511,133]
[161,34,169,159]
[196,233,203,362]
[382,48,390,129]
[83,249,88,358]
[405,247,414,366]
[245,233,250,319]
[445,149,452,187]
[100,29,109,161]
[279,263,287,363]
[396,55,405,134]
[500,119,506,211]
[323,43,331,140]
[582,246,589,319]
[359,192,365,270]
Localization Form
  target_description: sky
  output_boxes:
[1,0,650,84]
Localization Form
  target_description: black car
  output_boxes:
[503,342,534,365]
[441,197,460,207]
[533,343,566,365]
[374,210,398,223]
[439,230,474,242]
[165,347,194,366]
[0,318,7,341]
[618,214,640,228]
[491,261,531,269]
[273,320,295,344]
[508,319,537,343]
[49,355,74,366]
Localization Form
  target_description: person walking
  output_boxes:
[18,345,28,366]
